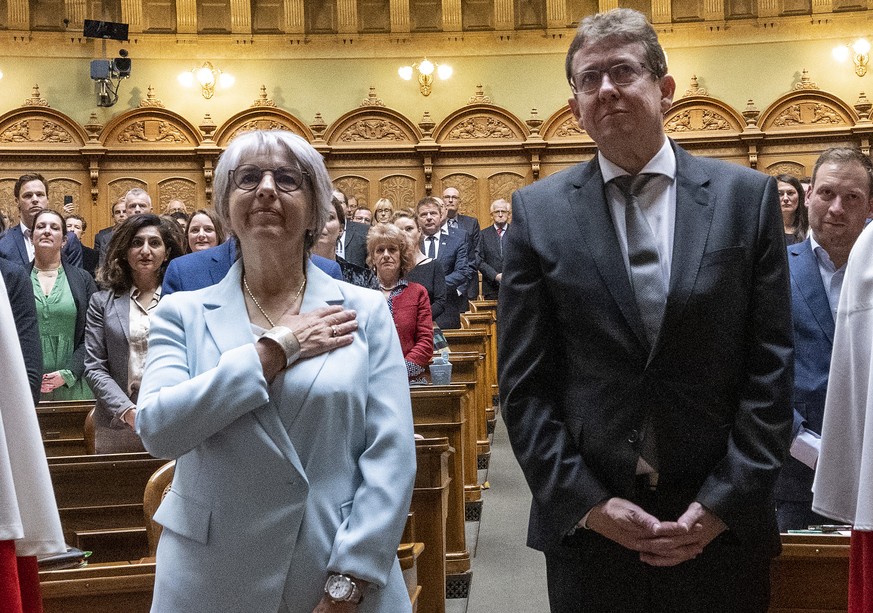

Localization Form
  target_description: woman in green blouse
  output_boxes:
[30,208,96,401]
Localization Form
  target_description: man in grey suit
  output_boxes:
[442,187,481,302]
[498,9,793,612]
[478,198,510,300]
[774,148,873,531]
[332,189,368,268]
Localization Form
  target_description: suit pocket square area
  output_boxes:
[153,488,212,544]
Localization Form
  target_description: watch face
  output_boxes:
[326,575,352,600]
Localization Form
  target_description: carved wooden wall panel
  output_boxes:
[102,109,201,148]
[440,174,478,216]
[107,178,148,203]
[158,178,199,212]
[541,106,589,142]
[48,178,87,215]
[215,108,313,146]
[435,103,528,145]
[380,175,418,211]
[765,160,807,177]
[488,172,525,203]
[760,90,857,133]
[326,104,420,149]
[334,176,370,204]
[0,180,16,224]
[664,96,744,135]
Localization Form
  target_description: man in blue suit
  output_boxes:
[442,187,481,303]
[0,173,82,268]
[163,236,342,294]
[775,147,873,531]
[418,196,471,329]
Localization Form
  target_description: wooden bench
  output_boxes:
[410,385,471,580]
[40,560,156,613]
[37,400,94,456]
[443,328,491,472]
[769,533,850,613]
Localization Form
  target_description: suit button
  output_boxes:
[627,430,640,444]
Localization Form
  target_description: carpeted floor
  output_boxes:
[465,419,550,612]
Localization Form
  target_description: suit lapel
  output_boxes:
[13,227,29,266]
[659,146,715,353]
[570,160,650,349]
[111,293,131,345]
[790,240,835,343]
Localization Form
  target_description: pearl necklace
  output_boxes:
[243,275,306,328]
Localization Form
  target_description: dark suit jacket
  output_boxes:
[0,257,42,403]
[423,232,470,330]
[162,238,342,294]
[342,220,370,269]
[0,225,83,268]
[774,239,834,502]
[94,226,114,267]
[449,214,481,300]
[478,224,506,300]
[82,246,98,277]
[498,143,793,556]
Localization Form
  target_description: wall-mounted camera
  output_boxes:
[85,20,131,108]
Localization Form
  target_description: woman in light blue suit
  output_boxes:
[85,214,184,453]
[135,130,416,613]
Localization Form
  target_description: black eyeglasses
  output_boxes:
[570,63,654,95]
[229,164,309,193]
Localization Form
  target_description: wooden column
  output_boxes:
[442,0,462,32]
[337,0,358,34]
[176,0,197,34]
[494,0,514,30]
[230,0,252,34]
[390,0,411,32]
[284,0,305,33]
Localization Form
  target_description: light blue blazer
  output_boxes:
[136,259,416,613]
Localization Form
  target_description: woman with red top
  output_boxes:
[367,223,433,382]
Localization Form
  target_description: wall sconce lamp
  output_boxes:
[398,58,452,96]
[833,39,871,77]
[178,61,235,99]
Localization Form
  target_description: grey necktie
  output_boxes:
[612,174,665,349]
[427,236,436,259]
[613,173,664,474]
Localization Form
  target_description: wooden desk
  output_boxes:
[37,400,94,456]
[770,533,850,613]
[410,386,471,578]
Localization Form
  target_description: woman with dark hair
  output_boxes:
[393,210,447,323]
[777,174,809,245]
[185,208,226,253]
[30,208,97,401]
[368,223,433,382]
[84,214,184,453]
[312,195,378,289]
[135,130,415,612]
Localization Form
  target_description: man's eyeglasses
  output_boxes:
[570,63,654,95]
[229,164,309,193]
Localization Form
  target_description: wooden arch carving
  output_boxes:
[0,105,88,149]
[434,104,528,147]
[214,107,314,146]
[664,96,744,137]
[379,175,418,211]
[541,105,588,142]
[101,107,202,149]
[759,89,858,134]
[325,106,421,150]
[764,160,807,178]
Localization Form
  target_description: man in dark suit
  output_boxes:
[0,173,82,268]
[774,148,873,531]
[498,9,793,612]
[442,187,481,302]
[418,196,471,329]
[162,236,343,294]
[66,215,99,277]
[94,197,128,267]
[478,198,510,300]
[332,190,368,268]
[0,254,42,404]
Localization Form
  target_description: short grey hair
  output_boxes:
[565,8,667,85]
[212,130,333,252]
[124,188,151,206]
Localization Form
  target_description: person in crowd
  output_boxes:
[498,9,792,612]
[66,214,99,276]
[124,188,153,216]
[85,214,184,454]
[30,209,97,401]
[0,173,83,268]
[777,174,809,246]
[352,207,372,224]
[312,196,378,289]
[135,130,416,612]
[441,187,481,304]
[168,211,189,230]
[346,195,360,216]
[0,273,65,613]
[774,148,873,531]
[0,215,42,404]
[478,198,510,301]
[185,208,226,254]
[393,210,447,323]
[166,199,187,215]
[368,223,433,383]
[813,222,873,613]
[95,197,128,267]
[334,189,369,268]
[373,198,394,225]
[418,196,470,329]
